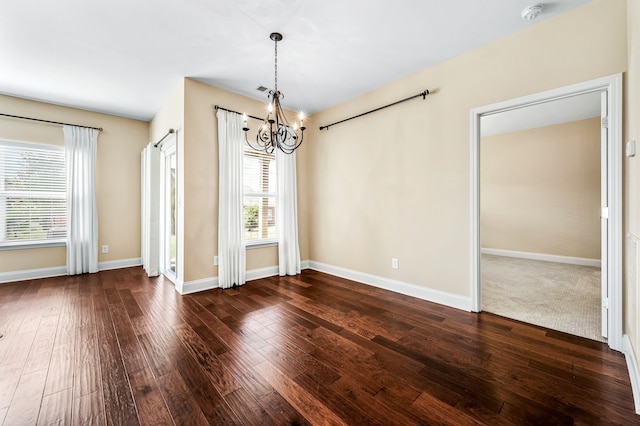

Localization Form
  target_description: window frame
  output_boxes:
[0,139,66,250]
[243,146,278,248]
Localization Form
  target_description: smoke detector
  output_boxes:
[521,4,544,21]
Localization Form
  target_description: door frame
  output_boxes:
[469,73,623,351]
[160,137,177,283]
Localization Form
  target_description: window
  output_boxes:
[0,140,66,247]
[243,147,276,245]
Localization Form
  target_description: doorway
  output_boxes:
[470,74,623,351]
[480,94,603,341]
[160,138,177,281]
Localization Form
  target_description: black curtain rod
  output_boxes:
[153,128,175,148]
[214,105,263,121]
[0,112,103,132]
[319,90,429,131]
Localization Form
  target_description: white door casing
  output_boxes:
[160,136,177,282]
[601,90,609,339]
[470,73,623,351]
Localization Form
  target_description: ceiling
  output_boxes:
[481,91,602,136]
[0,0,593,122]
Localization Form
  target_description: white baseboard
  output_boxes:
[0,257,143,284]
[623,335,640,414]
[178,276,218,295]
[99,257,142,271]
[307,261,471,311]
[177,260,311,295]
[0,266,67,284]
[481,248,601,268]
[177,260,472,312]
[246,265,280,282]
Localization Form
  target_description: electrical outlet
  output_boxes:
[214,256,219,266]
[101,245,109,254]
[391,258,399,269]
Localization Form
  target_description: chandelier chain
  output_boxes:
[274,37,278,93]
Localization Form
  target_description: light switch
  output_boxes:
[627,140,636,157]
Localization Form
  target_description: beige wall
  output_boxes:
[149,81,185,282]
[150,81,184,143]
[179,78,309,283]
[625,0,640,373]
[481,119,601,259]
[308,0,627,297]
[0,95,149,273]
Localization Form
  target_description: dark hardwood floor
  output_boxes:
[0,267,638,425]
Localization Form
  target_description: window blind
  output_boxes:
[243,147,277,244]
[0,141,66,245]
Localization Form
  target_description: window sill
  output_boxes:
[0,240,66,251]
[245,240,278,250]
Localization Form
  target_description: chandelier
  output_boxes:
[243,32,305,154]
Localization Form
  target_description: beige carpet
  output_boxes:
[481,254,605,342]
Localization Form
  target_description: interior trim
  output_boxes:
[176,260,311,295]
[624,335,640,414]
[308,261,471,311]
[470,73,623,351]
[481,248,601,268]
[0,257,142,284]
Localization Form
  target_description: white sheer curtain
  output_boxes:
[64,125,99,275]
[276,149,301,276]
[141,143,160,277]
[217,110,246,288]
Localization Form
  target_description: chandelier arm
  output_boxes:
[244,129,265,152]
[273,93,293,128]
[281,130,304,151]
[245,117,273,152]
[279,131,302,154]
